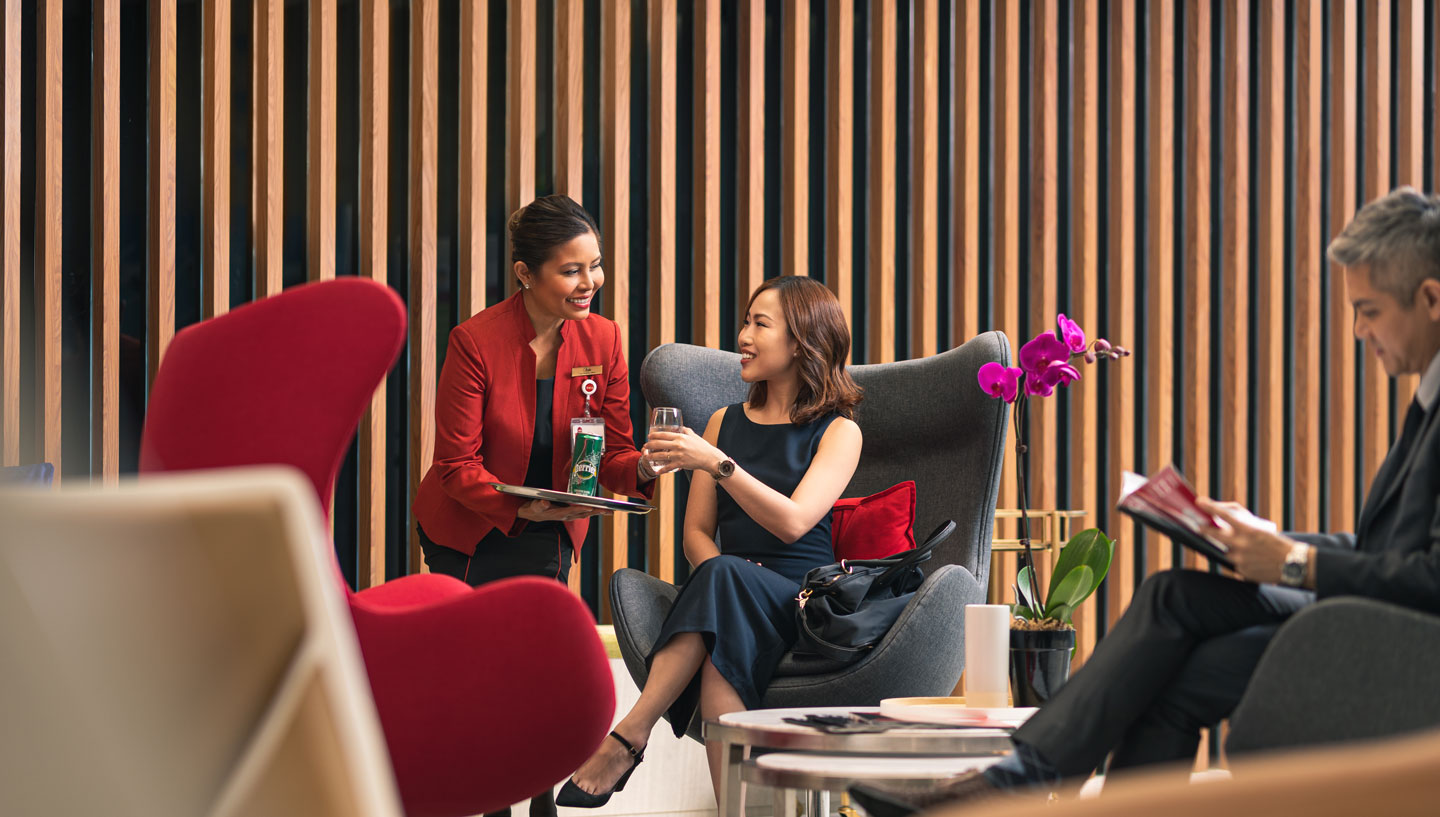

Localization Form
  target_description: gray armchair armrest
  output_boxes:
[1227,597,1440,755]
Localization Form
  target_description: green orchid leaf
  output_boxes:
[1044,565,1094,619]
[1016,566,1040,613]
[1048,527,1114,602]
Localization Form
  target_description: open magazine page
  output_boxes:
[1116,465,1238,568]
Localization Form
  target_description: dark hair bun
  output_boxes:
[509,195,600,273]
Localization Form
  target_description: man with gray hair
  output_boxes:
[852,186,1440,816]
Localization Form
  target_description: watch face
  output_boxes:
[1282,560,1306,586]
[717,459,735,477]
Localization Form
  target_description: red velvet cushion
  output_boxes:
[831,481,917,561]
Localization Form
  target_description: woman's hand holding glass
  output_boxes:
[644,426,726,476]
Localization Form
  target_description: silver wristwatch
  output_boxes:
[1280,542,1311,587]
[713,458,736,480]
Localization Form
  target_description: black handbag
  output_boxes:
[792,521,957,663]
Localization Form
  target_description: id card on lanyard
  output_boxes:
[570,377,606,451]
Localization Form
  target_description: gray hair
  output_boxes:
[1328,186,1440,303]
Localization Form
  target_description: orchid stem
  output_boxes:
[1013,394,1044,617]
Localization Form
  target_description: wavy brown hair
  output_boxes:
[745,276,863,424]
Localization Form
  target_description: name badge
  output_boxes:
[570,417,606,451]
[571,365,604,377]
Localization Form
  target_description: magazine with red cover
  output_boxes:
[1116,464,1235,568]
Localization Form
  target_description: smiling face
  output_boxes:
[1347,263,1440,377]
[737,288,799,383]
[516,230,604,322]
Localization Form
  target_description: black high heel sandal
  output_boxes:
[554,730,646,808]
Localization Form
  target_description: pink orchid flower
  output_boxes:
[977,362,1023,403]
[1018,333,1070,380]
[1057,313,1087,353]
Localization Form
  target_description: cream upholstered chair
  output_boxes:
[0,467,401,817]
[932,726,1440,817]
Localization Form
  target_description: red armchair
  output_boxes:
[140,278,614,817]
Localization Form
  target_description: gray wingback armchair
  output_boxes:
[1226,597,1440,755]
[610,332,1011,738]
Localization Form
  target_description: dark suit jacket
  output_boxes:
[1296,403,1440,614]
[412,292,653,556]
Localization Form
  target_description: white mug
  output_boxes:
[964,604,1011,708]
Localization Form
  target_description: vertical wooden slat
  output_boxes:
[148,0,175,394]
[1256,1,1285,523]
[781,0,809,277]
[1328,0,1357,534]
[307,0,337,283]
[0,0,16,466]
[1028,0,1059,592]
[555,0,584,199]
[37,0,63,476]
[253,0,284,298]
[694,0,722,349]
[1393,0,1423,411]
[599,0,632,622]
[737,0,765,298]
[1068,0,1101,665]
[506,0,536,284]
[1294,0,1324,532]
[202,0,230,319]
[951,0,980,347]
[1182,0,1212,567]
[825,0,854,333]
[409,0,439,577]
[646,0,677,585]
[458,0,487,320]
[867,0,896,364]
[1144,0,1174,572]
[1105,0,1137,625]
[357,0,390,589]
[93,0,121,483]
[910,0,939,358]
[993,0,1021,600]
[1361,0,1392,490]
[1221,0,1250,513]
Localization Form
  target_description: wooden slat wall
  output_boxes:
[599,0,632,623]
[93,0,121,484]
[36,0,63,480]
[202,0,231,320]
[12,0,1440,640]
[825,0,854,331]
[1329,0,1359,536]
[782,0,809,278]
[646,0,678,586]
[252,0,283,299]
[1182,0,1212,569]
[307,0,337,283]
[1105,0,1137,626]
[1068,0,1101,665]
[408,0,438,577]
[458,0,486,321]
[356,0,389,589]
[0,0,16,467]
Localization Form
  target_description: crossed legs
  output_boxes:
[568,631,748,802]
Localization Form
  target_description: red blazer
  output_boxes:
[413,292,653,556]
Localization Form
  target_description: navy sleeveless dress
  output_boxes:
[650,404,841,735]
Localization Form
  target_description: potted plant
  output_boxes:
[1009,527,1114,705]
[976,314,1127,706]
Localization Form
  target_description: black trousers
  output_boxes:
[417,522,573,586]
[416,523,572,817]
[1012,569,1314,779]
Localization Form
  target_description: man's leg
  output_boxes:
[1009,571,1312,780]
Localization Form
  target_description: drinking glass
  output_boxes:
[647,407,683,473]
[649,407,683,434]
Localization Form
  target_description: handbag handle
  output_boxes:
[847,520,957,588]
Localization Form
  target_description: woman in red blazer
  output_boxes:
[413,194,656,589]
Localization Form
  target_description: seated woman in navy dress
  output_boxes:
[558,276,864,807]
